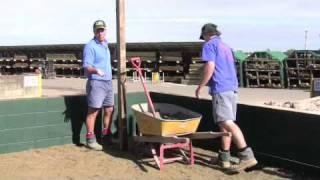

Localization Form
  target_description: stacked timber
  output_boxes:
[285,50,320,89]
[47,53,79,78]
[181,57,203,85]
[12,54,30,74]
[244,51,287,88]
[124,51,158,79]
[0,56,14,75]
[159,51,184,83]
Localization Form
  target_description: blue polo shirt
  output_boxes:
[202,36,238,95]
[83,38,112,81]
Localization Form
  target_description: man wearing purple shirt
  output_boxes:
[195,23,257,171]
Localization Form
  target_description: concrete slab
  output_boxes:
[42,78,310,107]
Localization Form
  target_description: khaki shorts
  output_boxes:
[212,91,237,124]
[86,80,114,108]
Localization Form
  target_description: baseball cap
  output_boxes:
[93,20,106,32]
[199,23,220,40]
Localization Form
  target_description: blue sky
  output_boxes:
[0,0,319,51]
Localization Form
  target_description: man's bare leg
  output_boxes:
[85,107,102,151]
[102,106,114,135]
[219,121,257,171]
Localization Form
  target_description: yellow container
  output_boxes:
[131,103,202,136]
[151,72,160,83]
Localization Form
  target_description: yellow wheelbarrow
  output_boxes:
[132,103,201,136]
[131,102,230,171]
[130,57,230,171]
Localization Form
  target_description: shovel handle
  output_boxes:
[130,57,157,117]
[131,57,141,70]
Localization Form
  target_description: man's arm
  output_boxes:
[83,44,104,76]
[199,61,215,87]
[85,67,104,76]
[195,61,215,98]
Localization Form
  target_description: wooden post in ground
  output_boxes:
[116,0,128,150]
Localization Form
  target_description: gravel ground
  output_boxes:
[0,144,296,180]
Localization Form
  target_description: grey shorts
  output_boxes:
[212,91,238,124]
[86,80,114,108]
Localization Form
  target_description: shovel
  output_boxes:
[131,57,160,118]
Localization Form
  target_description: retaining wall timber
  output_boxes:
[0,92,146,154]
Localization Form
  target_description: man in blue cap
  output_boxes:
[82,20,114,151]
[196,23,257,171]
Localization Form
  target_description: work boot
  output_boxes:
[86,133,103,151]
[102,128,112,136]
[102,128,112,146]
[231,147,258,172]
[211,150,231,169]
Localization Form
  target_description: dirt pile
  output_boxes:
[264,97,320,112]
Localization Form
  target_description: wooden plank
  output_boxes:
[133,136,189,144]
[163,157,184,163]
[183,131,231,140]
[150,144,160,168]
[116,0,128,150]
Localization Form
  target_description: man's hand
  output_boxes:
[195,85,203,99]
[96,69,105,76]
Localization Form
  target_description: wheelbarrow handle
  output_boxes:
[130,57,141,70]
